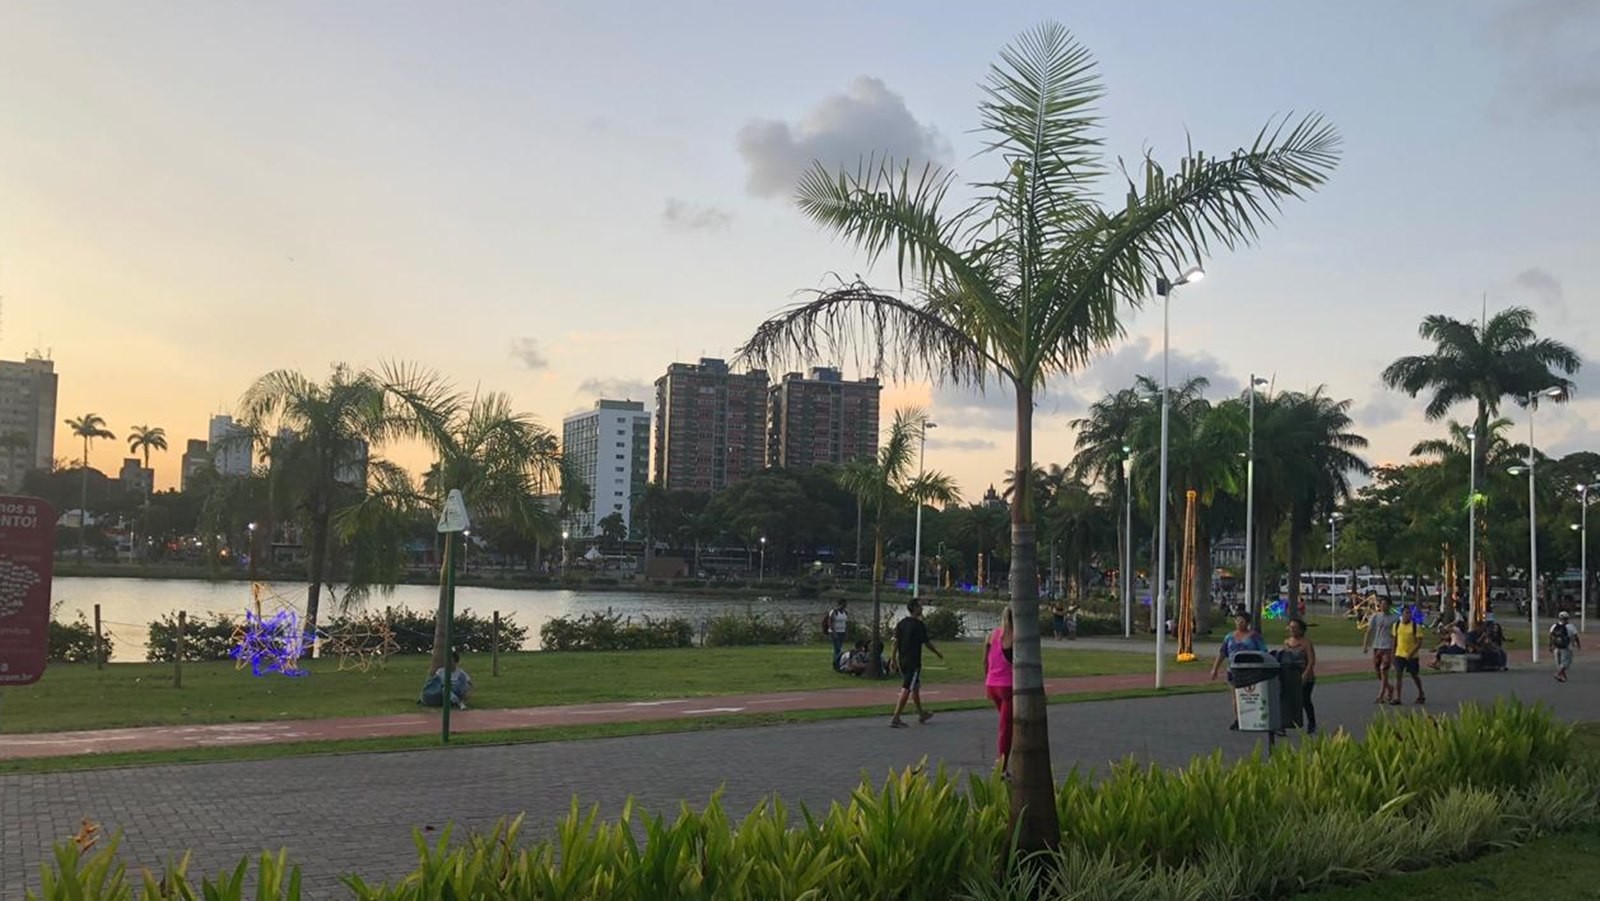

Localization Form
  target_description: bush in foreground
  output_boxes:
[29,701,1598,900]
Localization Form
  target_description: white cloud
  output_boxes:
[662,198,732,233]
[1068,337,1242,402]
[576,377,654,403]
[509,337,547,370]
[1488,0,1600,119]
[737,76,949,198]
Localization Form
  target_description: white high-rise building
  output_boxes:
[0,354,58,493]
[561,399,651,539]
[208,414,253,477]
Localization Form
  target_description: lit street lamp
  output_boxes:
[912,420,937,599]
[1327,511,1343,617]
[247,522,257,580]
[1154,265,1204,689]
[561,529,570,577]
[1576,478,1596,634]
[1121,447,1132,639]
[1508,386,1565,662]
[1244,374,1268,630]
[1468,427,1478,622]
[759,535,767,583]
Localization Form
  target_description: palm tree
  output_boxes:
[239,365,397,634]
[64,413,116,561]
[1382,306,1580,517]
[836,407,959,677]
[1273,389,1370,612]
[737,23,1337,849]
[126,425,168,490]
[383,365,563,672]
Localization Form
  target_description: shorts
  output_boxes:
[1556,648,1574,670]
[901,667,922,692]
[1394,655,1419,676]
[1372,648,1394,669]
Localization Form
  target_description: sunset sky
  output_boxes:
[2,1,1596,500]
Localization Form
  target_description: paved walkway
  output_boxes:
[3,650,1589,898]
[1,646,1381,760]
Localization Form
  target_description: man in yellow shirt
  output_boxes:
[1390,608,1427,705]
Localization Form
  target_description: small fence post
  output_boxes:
[174,610,185,689]
[94,604,104,670]
[492,610,501,677]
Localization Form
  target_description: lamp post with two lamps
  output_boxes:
[912,420,937,600]
[1326,511,1343,617]
[1154,265,1204,689]
[1572,478,1596,635]
[1507,386,1566,663]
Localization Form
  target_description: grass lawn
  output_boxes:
[4,642,1192,734]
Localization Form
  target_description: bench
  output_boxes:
[1436,653,1483,673]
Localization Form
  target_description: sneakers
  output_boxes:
[889,719,909,728]
[918,711,935,724]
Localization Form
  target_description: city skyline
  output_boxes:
[3,2,1595,500]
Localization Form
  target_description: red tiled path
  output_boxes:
[1,653,1428,760]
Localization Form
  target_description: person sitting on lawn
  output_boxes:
[420,651,472,710]
[1468,619,1507,671]
[840,640,870,676]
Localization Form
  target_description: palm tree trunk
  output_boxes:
[1286,515,1306,611]
[304,503,330,637]
[1009,385,1060,854]
[430,534,453,674]
[1194,528,1214,633]
[79,438,89,562]
[868,523,885,678]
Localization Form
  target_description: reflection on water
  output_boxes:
[51,577,991,662]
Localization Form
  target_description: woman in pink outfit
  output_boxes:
[983,606,1014,777]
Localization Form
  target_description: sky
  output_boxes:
[2,0,1597,500]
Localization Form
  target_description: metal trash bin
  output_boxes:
[1228,650,1281,733]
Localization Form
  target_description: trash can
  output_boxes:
[1228,650,1281,733]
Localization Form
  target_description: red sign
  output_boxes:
[0,495,54,686]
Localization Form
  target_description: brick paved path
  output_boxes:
[4,658,1595,898]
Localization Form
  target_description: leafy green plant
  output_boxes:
[921,606,965,641]
[540,608,693,651]
[145,612,237,662]
[48,606,113,663]
[703,612,811,647]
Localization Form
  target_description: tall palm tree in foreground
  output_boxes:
[837,407,958,678]
[737,22,1339,851]
[65,413,115,560]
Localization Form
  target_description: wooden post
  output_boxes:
[94,603,104,670]
[492,610,501,677]
[174,610,186,688]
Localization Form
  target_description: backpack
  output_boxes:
[419,672,446,707]
[1551,624,1572,650]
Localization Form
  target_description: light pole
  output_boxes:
[1244,375,1267,630]
[912,420,937,599]
[1325,511,1343,616]
[759,535,766,583]
[1154,265,1204,688]
[1581,479,1597,633]
[247,522,258,581]
[1509,387,1564,662]
[1122,447,1132,639]
[561,529,570,577]
[1468,427,1478,622]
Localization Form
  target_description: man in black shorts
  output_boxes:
[889,600,944,728]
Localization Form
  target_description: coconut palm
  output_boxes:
[836,407,959,678]
[64,413,116,561]
[383,365,564,672]
[737,22,1337,849]
[1274,389,1371,611]
[239,365,398,633]
[1381,306,1580,517]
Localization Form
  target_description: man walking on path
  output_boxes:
[1362,603,1398,703]
[1551,611,1580,683]
[825,601,848,671]
[889,600,943,728]
[1390,608,1426,705]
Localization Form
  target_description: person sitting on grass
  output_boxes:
[420,651,472,711]
[1468,619,1507,671]
[840,640,870,676]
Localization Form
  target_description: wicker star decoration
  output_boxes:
[324,617,400,672]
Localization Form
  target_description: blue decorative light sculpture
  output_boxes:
[230,607,312,677]
[1264,599,1289,620]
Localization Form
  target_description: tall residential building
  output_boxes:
[767,367,881,470]
[208,414,253,476]
[179,439,210,492]
[0,355,58,492]
[653,358,769,493]
[561,400,651,538]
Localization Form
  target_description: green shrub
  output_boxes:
[921,605,966,641]
[331,609,527,655]
[47,609,113,663]
[703,612,811,646]
[539,608,693,651]
[145,612,238,662]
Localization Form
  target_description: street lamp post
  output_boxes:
[1328,512,1342,617]
[561,529,570,577]
[759,535,767,583]
[1468,428,1478,622]
[1154,265,1203,689]
[247,522,258,581]
[1574,480,1593,634]
[1122,448,1132,639]
[912,421,937,600]
[1244,375,1267,630]
[1510,387,1565,662]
